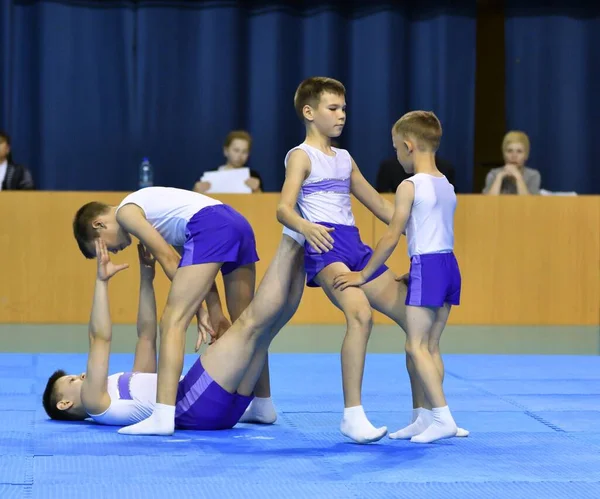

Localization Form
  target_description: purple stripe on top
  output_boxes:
[302,178,350,196]
[118,372,134,400]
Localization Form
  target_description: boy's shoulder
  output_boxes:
[332,146,351,157]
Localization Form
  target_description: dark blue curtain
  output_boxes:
[0,1,476,192]
[505,6,600,194]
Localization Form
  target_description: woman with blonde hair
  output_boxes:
[483,131,541,195]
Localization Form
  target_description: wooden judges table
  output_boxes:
[0,192,598,326]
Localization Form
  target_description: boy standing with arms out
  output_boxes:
[335,111,462,443]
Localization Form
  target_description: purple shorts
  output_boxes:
[175,358,253,431]
[406,252,461,307]
[178,204,259,276]
[304,223,388,288]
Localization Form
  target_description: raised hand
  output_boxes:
[95,239,129,282]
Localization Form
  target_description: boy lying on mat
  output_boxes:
[42,240,272,432]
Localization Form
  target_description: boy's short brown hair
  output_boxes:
[392,111,442,152]
[72,202,110,258]
[294,77,346,120]
[224,130,252,150]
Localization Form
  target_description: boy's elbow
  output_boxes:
[276,204,286,224]
[385,230,401,246]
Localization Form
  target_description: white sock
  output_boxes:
[411,407,469,438]
[340,405,387,444]
[118,403,175,436]
[410,405,457,444]
[411,407,427,424]
[456,427,470,437]
[238,396,277,424]
[391,409,433,440]
[416,408,470,438]
[422,407,469,437]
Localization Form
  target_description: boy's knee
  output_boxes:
[346,305,372,330]
[405,340,427,358]
[428,343,440,356]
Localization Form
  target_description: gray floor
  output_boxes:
[0,324,598,355]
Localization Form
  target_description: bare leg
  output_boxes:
[361,271,466,437]
[407,356,427,409]
[315,263,387,444]
[427,304,469,437]
[404,305,457,444]
[119,263,221,436]
[237,236,305,423]
[360,270,426,411]
[192,264,257,393]
[197,247,303,398]
[427,303,450,390]
[237,241,305,397]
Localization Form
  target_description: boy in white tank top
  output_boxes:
[334,111,465,443]
[277,77,417,444]
[71,186,266,436]
[42,239,283,431]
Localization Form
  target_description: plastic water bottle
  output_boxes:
[139,158,153,188]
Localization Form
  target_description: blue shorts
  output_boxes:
[179,204,259,276]
[304,223,388,287]
[406,252,461,307]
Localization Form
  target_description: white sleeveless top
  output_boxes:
[284,144,355,226]
[116,187,222,246]
[87,372,157,426]
[405,174,456,258]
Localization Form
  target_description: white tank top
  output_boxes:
[116,187,222,246]
[87,372,157,426]
[284,144,355,226]
[405,174,456,257]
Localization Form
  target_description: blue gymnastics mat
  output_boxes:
[1,353,599,498]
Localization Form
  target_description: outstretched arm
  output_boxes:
[350,158,395,224]
[333,180,414,290]
[81,239,130,415]
[132,244,158,373]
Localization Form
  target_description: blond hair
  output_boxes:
[502,131,530,158]
[294,77,346,120]
[392,111,442,151]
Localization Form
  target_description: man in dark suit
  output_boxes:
[375,155,455,193]
[0,131,35,190]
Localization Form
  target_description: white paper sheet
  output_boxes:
[539,189,577,196]
[201,167,252,194]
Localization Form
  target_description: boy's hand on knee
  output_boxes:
[195,307,215,351]
[333,271,366,291]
